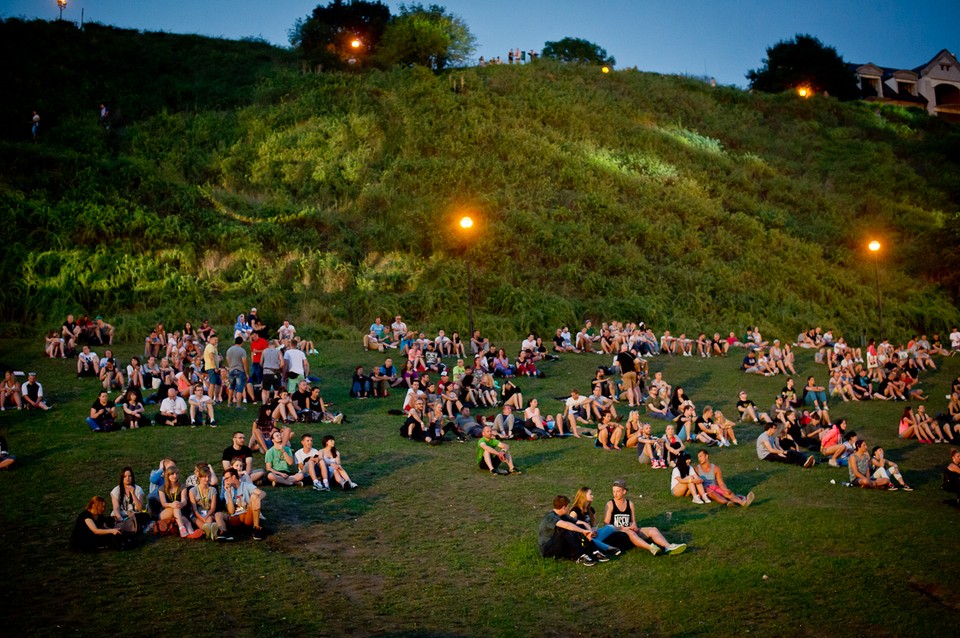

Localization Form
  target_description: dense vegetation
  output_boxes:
[3,18,959,340]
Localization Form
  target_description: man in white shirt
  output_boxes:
[21,372,51,411]
[77,346,100,377]
[562,389,589,438]
[520,334,537,353]
[391,316,407,341]
[283,345,309,393]
[157,387,189,426]
[950,327,960,351]
[278,321,296,342]
[295,433,330,491]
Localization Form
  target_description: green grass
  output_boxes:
[1,336,959,636]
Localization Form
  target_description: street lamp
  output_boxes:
[457,215,476,342]
[868,241,883,341]
[57,0,67,20]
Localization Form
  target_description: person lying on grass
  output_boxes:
[602,479,686,556]
[757,422,815,467]
[538,494,607,567]
[695,450,755,507]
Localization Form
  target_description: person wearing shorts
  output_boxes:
[221,468,266,540]
[477,425,519,474]
[695,449,755,507]
[260,340,283,403]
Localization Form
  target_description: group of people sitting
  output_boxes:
[0,370,51,411]
[538,481,687,566]
[69,425,358,550]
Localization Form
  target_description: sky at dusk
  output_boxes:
[2,0,957,87]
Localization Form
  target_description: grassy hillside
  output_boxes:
[2,19,959,339]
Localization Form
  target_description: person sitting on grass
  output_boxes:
[562,389,589,438]
[899,406,936,443]
[671,452,711,504]
[0,433,15,470]
[491,404,517,440]
[77,346,100,378]
[221,431,266,483]
[821,419,852,466]
[294,433,331,491]
[264,430,307,487]
[70,496,130,551]
[21,372,51,411]
[870,447,912,491]
[943,448,960,506]
[158,465,203,539]
[320,435,358,490]
[636,422,666,468]
[741,349,763,375]
[538,494,607,567]
[596,412,625,450]
[221,467,267,540]
[110,467,151,535]
[157,387,188,427]
[1,370,23,411]
[661,424,685,467]
[757,422,816,467]
[737,391,772,424]
[98,351,125,392]
[602,479,686,556]
[86,390,116,432]
[567,487,622,559]
[848,439,892,490]
[45,330,65,358]
[477,425,520,475]
[188,383,217,427]
[695,449,755,507]
[803,376,829,413]
[189,463,229,540]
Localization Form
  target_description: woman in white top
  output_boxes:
[321,435,357,490]
[670,452,710,504]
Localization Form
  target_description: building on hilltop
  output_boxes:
[850,49,960,121]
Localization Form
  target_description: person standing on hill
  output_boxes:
[226,337,251,408]
[203,335,220,402]
[31,110,39,140]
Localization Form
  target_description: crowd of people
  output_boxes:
[7,312,960,555]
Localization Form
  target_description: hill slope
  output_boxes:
[2,19,959,339]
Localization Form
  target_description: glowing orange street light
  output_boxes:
[601,66,610,74]
[57,0,67,20]
[351,38,362,49]
[796,86,811,98]
[457,215,477,339]
[868,240,883,341]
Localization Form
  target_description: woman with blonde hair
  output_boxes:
[567,486,621,557]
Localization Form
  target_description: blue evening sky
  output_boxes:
[2,0,956,86]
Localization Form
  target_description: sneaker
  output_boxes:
[142,521,155,535]
[605,547,622,557]
[592,550,610,563]
[252,527,266,541]
[313,480,325,491]
[648,544,661,556]
[209,523,219,540]
[509,468,523,475]
[726,500,737,508]
[702,494,711,503]
[348,481,358,489]
[492,468,509,475]
[179,525,188,538]
[887,485,898,491]
[743,491,755,508]
[665,543,687,555]
[209,421,218,428]
[217,534,235,542]
[576,553,598,566]
[187,529,204,540]
[902,485,913,491]
[807,456,819,468]
[692,495,704,504]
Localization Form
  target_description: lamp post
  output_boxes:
[458,215,476,342]
[868,240,883,341]
[57,0,67,20]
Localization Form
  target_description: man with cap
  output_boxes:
[21,372,50,410]
[602,479,686,555]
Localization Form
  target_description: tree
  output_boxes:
[376,4,476,71]
[542,37,615,66]
[746,34,859,100]
[290,0,391,69]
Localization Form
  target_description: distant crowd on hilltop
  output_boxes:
[478,48,539,66]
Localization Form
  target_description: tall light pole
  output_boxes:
[57,0,67,21]
[458,215,476,342]
[869,240,883,341]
